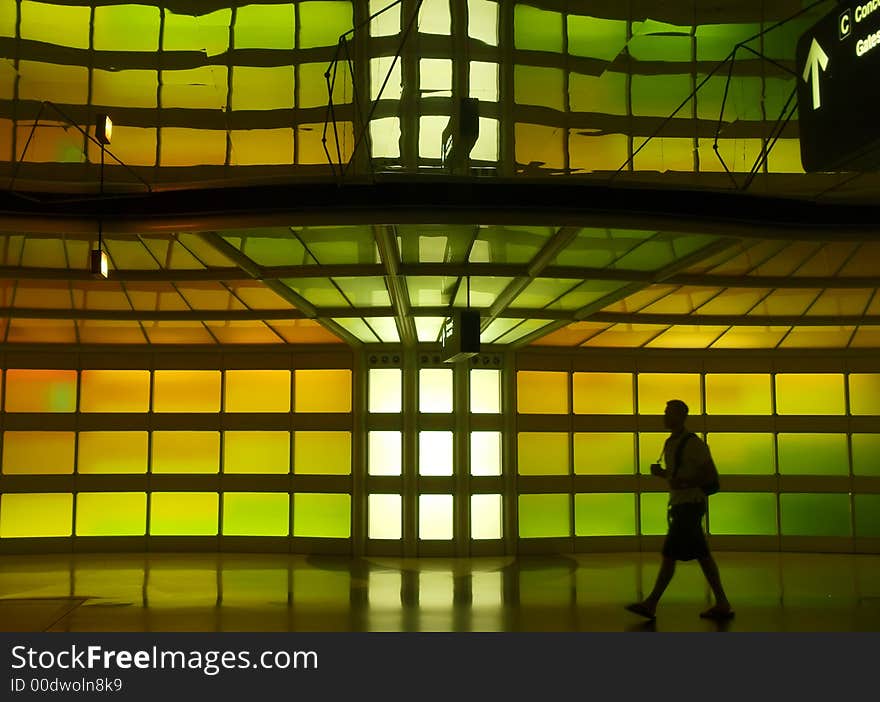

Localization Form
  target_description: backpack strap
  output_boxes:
[671,432,696,478]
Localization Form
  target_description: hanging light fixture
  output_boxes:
[90,114,111,279]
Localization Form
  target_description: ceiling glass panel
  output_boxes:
[494,319,552,344]
[175,283,247,311]
[333,317,380,343]
[552,228,655,268]
[645,325,728,349]
[141,321,215,344]
[481,318,523,343]
[364,317,400,343]
[613,239,679,271]
[581,323,666,348]
[470,226,555,264]
[175,233,236,268]
[227,282,296,310]
[851,326,880,347]
[142,239,206,270]
[0,236,24,266]
[866,294,880,315]
[125,283,189,311]
[204,320,283,344]
[407,276,458,307]
[749,289,821,317]
[838,242,880,276]
[73,282,131,311]
[792,242,860,277]
[639,286,720,314]
[601,285,677,313]
[779,327,856,348]
[281,278,348,308]
[294,226,377,264]
[702,240,787,275]
[76,320,145,344]
[509,278,581,309]
[752,242,822,276]
[710,326,790,348]
[397,225,475,264]
[530,321,609,346]
[104,239,160,270]
[683,241,753,274]
[13,281,72,309]
[807,289,873,316]
[272,319,342,344]
[547,280,625,311]
[7,318,75,344]
[696,288,771,315]
[414,316,445,342]
[452,277,514,307]
[229,232,312,267]
[333,277,390,307]
[21,237,66,267]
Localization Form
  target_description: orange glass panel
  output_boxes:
[80,370,150,413]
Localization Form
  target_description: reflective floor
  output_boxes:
[1,552,879,632]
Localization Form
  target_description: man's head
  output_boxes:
[664,399,689,432]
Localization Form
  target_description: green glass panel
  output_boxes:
[777,434,848,475]
[509,278,581,309]
[453,277,514,307]
[776,374,846,415]
[705,373,772,414]
[332,277,390,306]
[855,495,880,537]
[574,433,634,475]
[514,5,562,52]
[295,226,376,264]
[573,372,634,414]
[76,492,146,536]
[370,0,399,36]
[222,493,289,536]
[234,3,295,49]
[300,61,352,108]
[517,371,568,414]
[294,431,351,475]
[0,493,72,537]
[514,65,563,110]
[293,493,351,538]
[471,494,502,539]
[614,238,680,271]
[299,1,352,48]
[518,494,570,537]
[282,278,348,307]
[472,226,555,263]
[230,232,311,266]
[639,492,671,535]
[697,74,764,122]
[849,374,880,415]
[547,280,624,311]
[708,493,776,535]
[397,224,474,264]
[706,433,774,475]
[21,1,90,49]
[163,9,230,56]
[638,373,702,415]
[94,4,159,51]
[631,74,692,117]
[553,227,655,267]
[223,431,289,474]
[407,276,457,307]
[570,71,626,115]
[567,15,627,61]
[333,318,380,343]
[494,319,551,344]
[149,493,218,536]
[415,317,445,342]
[575,493,635,536]
[852,435,880,476]
[629,20,692,61]
[780,494,850,537]
[517,432,568,475]
[695,23,760,62]
[418,0,450,34]
[225,370,290,413]
[231,66,294,110]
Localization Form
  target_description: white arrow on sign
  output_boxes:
[802,37,830,110]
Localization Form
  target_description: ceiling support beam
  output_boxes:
[196,232,362,347]
[373,225,417,346]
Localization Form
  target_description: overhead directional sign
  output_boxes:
[797,1,880,171]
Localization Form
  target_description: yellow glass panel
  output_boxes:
[80,370,150,413]
[369,494,401,539]
[300,61,352,108]
[780,494,850,537]
[369,368,401,413]
[234,3,295,48]
[20,1,89,48]
[0,493,72,537]
[232,66,294,110]
[162,66,227,109]
[517,433,568,475]
[230,129,294,166]
[2,431,74,475]
[515,65,563,110]
[368,431,401,476]
[574,433,634,475]
[706,433,774,474]
[515,123,564,170]
[223,431,289,474]
[777,434,849,475]
[849,374,880,415]
[94,4,159,51]
[92,69,157,108]
[294,369,352,412]
[637,432,669,475]
[573,372,633,414]
[151,432,219,474]
[224,370,290,412]
[775,374,845,415]
[517,371,568,414]
[470,369,501,413]
[7,318,77,343]
[294,431,351,475]
[419,431,453,476]
[518,494,569,538]
[575,494,636,536]
[471,494,502,539]
[470,431,501,476]
[222,493,289,536]
[293,493,351,538]
[153,371,220,413]
[160,128,226,166]
[570,132,628,172]
[76,492,146,536]
[163,9,230,55]
[149,492,218,536]
[18,61,88,105]
[633,137,694,172]
[638,373,701,414]
[299,1,352,49]
[705,374,771,415]
[78,432,147,474]
[6,369,76,412]
[570,71,626,115]
[419,495,453,540]
[419,368,453,412]
[852,434,880,476]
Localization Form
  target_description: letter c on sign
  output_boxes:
[840,10,851,39]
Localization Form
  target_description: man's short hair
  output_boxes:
[666,399,689,416]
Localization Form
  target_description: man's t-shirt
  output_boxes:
[664,432,711,506]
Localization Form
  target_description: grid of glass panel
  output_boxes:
[0,366,353,539]
[516,368,880,541]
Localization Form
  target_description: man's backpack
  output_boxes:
[673,432,720,496]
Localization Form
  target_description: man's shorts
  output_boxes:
[662,501,709,562]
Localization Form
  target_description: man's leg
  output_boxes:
[643,556,676,612]
[697,553,732,612]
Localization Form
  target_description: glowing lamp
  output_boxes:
[90,248,108,279]
[96,114,112,145]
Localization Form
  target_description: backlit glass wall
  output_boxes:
[515,358,880,550]
[0,355,354,547]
